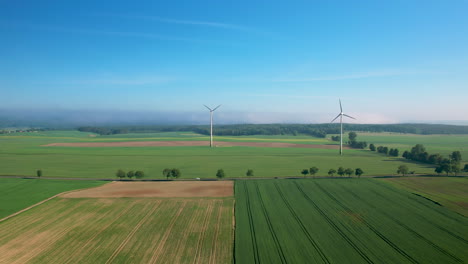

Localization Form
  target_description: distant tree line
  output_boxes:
[76,123,468,137]
[116,169,145,180]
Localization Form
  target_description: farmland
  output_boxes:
[0,178,104,219]
[0,131,450,179]
[235,178,468,263]
[381,176,468,217]
[0,196,234,263]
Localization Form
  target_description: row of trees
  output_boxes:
[162,168,181,179]
[370,144,400,157]
[347,132,368,149]
[116,169,145,179]
[301,167,364,178]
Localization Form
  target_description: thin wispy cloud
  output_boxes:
[27,24,205,43]
[96,13,271,36]
[270,70,411,82]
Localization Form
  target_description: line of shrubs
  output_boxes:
[116,169,145,180]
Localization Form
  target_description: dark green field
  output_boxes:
[235,178,468,263]
[0,178,104,219]
[0,131,449,179]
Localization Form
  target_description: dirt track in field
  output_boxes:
[43,140,345,149]
[60,181,233,198]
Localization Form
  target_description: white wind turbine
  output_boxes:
[204,104,221,147]
[331,99,356,155]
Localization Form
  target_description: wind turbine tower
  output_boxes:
[331,99,356,155]
[204,105,221,147]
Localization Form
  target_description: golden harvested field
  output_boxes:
[0,197,234,264]
[61,181,234,198]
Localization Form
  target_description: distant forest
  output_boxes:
[77,123,468,137]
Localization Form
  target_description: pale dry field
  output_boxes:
[60,181,234,198]
[0,181,235,264]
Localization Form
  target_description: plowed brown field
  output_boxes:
[43,141,343,149]
[60,181,233,198]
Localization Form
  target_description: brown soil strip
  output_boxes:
[149,202,187,264]
[61,181,233,198]
[105,201,161,264]
[43,140,345,149]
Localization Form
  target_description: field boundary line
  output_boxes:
[274,182,330,264]
[254,181,288,264]
[105,201,162,264]
[149,201,187,264]
[0,183,110,223]
[294,182,374,264]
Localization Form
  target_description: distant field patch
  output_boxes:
[61,181,233,198]
[381,176,468,216]
[42,141,344,149]
[0,198,234,264]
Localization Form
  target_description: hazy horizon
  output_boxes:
[1,1,467,125]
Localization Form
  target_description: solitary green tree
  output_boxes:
[301,169,309,178]
[355,168,364,178]
[397,165,409,176]
[450,151,462,163]
[369,144,376,151]
[344,168,354,177]
[116,169,126,180]
[451,163,461,176]
[337,167,345,177]
[171,168,181,178]
[309,167,319,177]
[216,169,225,179]
[135,170,144,179]
[36,169,42,178]
[328,169,336,177]
[246,169,254,177]
[464,164,468,172]
[127,170,135,179]
[163,168,171,180]
[348,132,357,142]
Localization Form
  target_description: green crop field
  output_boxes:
[0,197,234,264]
[381,176,468,217]
[0,131,449,179]
[235,178,468,263]
[0,178,104,219]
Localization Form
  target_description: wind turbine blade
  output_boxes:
[331,113,341,123]
[213,104,222,111]
[204,105,212,111]
[343,114,356,120]
[339,99,343,112]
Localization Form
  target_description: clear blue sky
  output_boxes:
[1,0,467,124]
